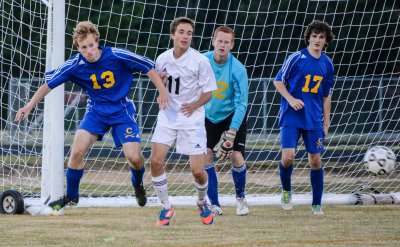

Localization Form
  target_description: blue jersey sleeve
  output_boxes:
[323,56,334,97]
[111,48,155,74]
[275,51,301,83]
[230,63,248,130]
[45,55,79,89]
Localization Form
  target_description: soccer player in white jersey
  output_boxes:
[151,17,217,226]
[274,20,334,215]
[14,21,169,211]
[203,26,249,216]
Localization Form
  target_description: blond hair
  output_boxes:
[73,21,100,47]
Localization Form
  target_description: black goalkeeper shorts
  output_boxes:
[205,113,247,156]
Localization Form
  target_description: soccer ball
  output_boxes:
[363,146,396,175]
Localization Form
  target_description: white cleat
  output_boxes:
[211,205,223,216]
[236,197,249,216]
[311,205,324,215]
[281,190,293,211]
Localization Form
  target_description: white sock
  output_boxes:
[194,180,208,201]
[152,173,171,209]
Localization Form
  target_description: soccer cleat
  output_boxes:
[197,200,213,225]
[281,190,293,211]
[134,182,147,207]
[157,207,175,226]
[236,197,249,216]
[211,205,223,216]
[311,205,324,215]
[48,195,79,211]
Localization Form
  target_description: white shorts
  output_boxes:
[151,124,207,155]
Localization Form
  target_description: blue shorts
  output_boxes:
[79,100,140,147]
[280,126,324,154]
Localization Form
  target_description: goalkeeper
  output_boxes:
[14,21,169,211]
[203,26,249,216]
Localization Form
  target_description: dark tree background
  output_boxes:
[1,0,399,133]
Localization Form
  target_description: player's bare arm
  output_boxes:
[181,91,212,117]
[323,94,332,135]
[14,83,51,122]
[159,69,168,85]
[273,80,304,111]
[147,68,170,110]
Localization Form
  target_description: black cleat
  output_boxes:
[134,182,147,207]
[48,195,79,211]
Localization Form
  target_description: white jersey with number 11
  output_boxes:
[155,47,216,129]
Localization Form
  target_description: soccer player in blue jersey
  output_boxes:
[273,20,334,215]
[203,26,249,216]
[14,21,169,211]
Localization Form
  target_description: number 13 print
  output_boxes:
[90,71,115,89]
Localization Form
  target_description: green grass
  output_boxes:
[0,205,399,246]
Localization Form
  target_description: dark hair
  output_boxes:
[304,20,334,47]
[170,17,195,34]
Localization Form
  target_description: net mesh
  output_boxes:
[1,0,399,204]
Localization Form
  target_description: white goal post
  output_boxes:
[1,0,399,211]
[41,0,65,209]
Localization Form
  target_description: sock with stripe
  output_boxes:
[152,173,171,209]
[232,164,247,198]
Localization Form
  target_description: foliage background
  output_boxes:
[1,0,399,132]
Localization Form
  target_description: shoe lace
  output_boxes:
[198,201,210,215]
[211,205,219,211]
[283,191,291,203]
[237,198,247,209]
[135,184,145,194]
[159,208,174,219]
[159,209,167,219]
[56,196,70,205]
[312,205,321,212]
[66,197,79,206]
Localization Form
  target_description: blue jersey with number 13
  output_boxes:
[275,48,334,130]
[45,46,154,104]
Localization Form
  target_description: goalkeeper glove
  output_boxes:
[213,129,236,160]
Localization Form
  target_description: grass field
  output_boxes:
[1,205,399,246]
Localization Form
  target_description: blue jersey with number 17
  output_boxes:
[275,48,334,130]
[45,46,154,104]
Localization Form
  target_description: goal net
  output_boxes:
[1,0,399,209]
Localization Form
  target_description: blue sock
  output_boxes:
[310,167,324,206]
[205,164,220,206]
[279,162,293,192]
[232,164,246,198]
[130,166,145,188]
[66,167,84,200]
